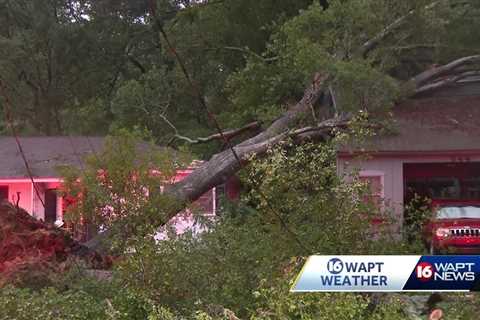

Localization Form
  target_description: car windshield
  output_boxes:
[436,206,480,219]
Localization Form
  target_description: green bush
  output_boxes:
[0,286,106,320]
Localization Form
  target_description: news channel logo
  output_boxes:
[327,258,343,274]
[291,255,480,292]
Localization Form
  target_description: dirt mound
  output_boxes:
[0,201,109,285]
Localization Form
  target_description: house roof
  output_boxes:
[0,137,106,178]
[0,136,197,179]
[339,81,480,156]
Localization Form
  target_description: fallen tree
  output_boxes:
[85,51,480,252]
[85,1,480,251]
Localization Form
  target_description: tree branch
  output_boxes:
[410,55,480,87]
[173,121,262,144]
[127,55,147,74]
[159,113,261,145]
[414,70,480,95]
[359,1,441,57]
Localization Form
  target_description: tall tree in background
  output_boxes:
[0,0,166,134]
[0,0,314,140]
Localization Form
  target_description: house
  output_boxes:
[337,79,480,231]
[0,136,229,238]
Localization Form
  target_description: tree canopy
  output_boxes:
[2,0,477,144]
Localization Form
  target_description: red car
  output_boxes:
[423,200,480,255]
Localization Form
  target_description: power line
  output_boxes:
[0,78,45,209]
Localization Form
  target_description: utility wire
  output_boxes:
[151,3,241,164]
[0,79,45,209]
[149,1,310,254]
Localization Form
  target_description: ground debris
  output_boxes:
[0,201,110,286]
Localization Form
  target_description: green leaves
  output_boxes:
[0,286,107,320]
[60,130,191,250]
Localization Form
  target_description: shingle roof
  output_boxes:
[339,81,480,154]
[0,137,106,178]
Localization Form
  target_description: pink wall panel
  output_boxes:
[0,182,33,214]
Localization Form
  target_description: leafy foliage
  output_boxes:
[107,140,420,318]
[59,130,191,249]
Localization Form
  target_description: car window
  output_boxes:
[436,206,480,219]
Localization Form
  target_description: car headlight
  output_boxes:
[435,228,450,239]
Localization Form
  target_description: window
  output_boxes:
[428,177,460,199]
[405,177,460,200]
[462,177,480,199]
[360,171,384,208]
[193,188,215,215]
[0,186,8,202]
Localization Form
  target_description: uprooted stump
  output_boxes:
[0,201,111,286]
